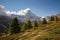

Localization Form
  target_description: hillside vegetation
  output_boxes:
[0,16,60,40]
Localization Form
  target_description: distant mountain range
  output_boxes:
[9,12,41,22]
[5,9,41,23]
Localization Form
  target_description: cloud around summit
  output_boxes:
[0,5,32,15]
[0,5,7,15]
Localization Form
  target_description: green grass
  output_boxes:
[0,21,60,40]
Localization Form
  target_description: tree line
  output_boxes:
[9,16,59,34]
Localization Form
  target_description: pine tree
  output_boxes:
[34,20,39,27]
[49,16,55,21]
[9,17,20,34]
[26,20,32,29]
[21,20,32,31]
[42,18,47,24]
[21,23,27,31]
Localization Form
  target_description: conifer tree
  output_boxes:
[42,18,47,24]
[50,16,55,21]
[21,20,32,31]
[26,20,32,29]
[9,17,20,34]
[21,23,27,31]
[34,20,39,27]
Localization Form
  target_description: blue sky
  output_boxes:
[0,0,60,17]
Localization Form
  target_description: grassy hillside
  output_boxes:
[0,21,60,40]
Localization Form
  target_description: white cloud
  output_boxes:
[0,5,5,12]
[0,5,5,9]
[6,11,16,14]
[0,5,6,15]
[0,5,31,16]
[6,8,31,15]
